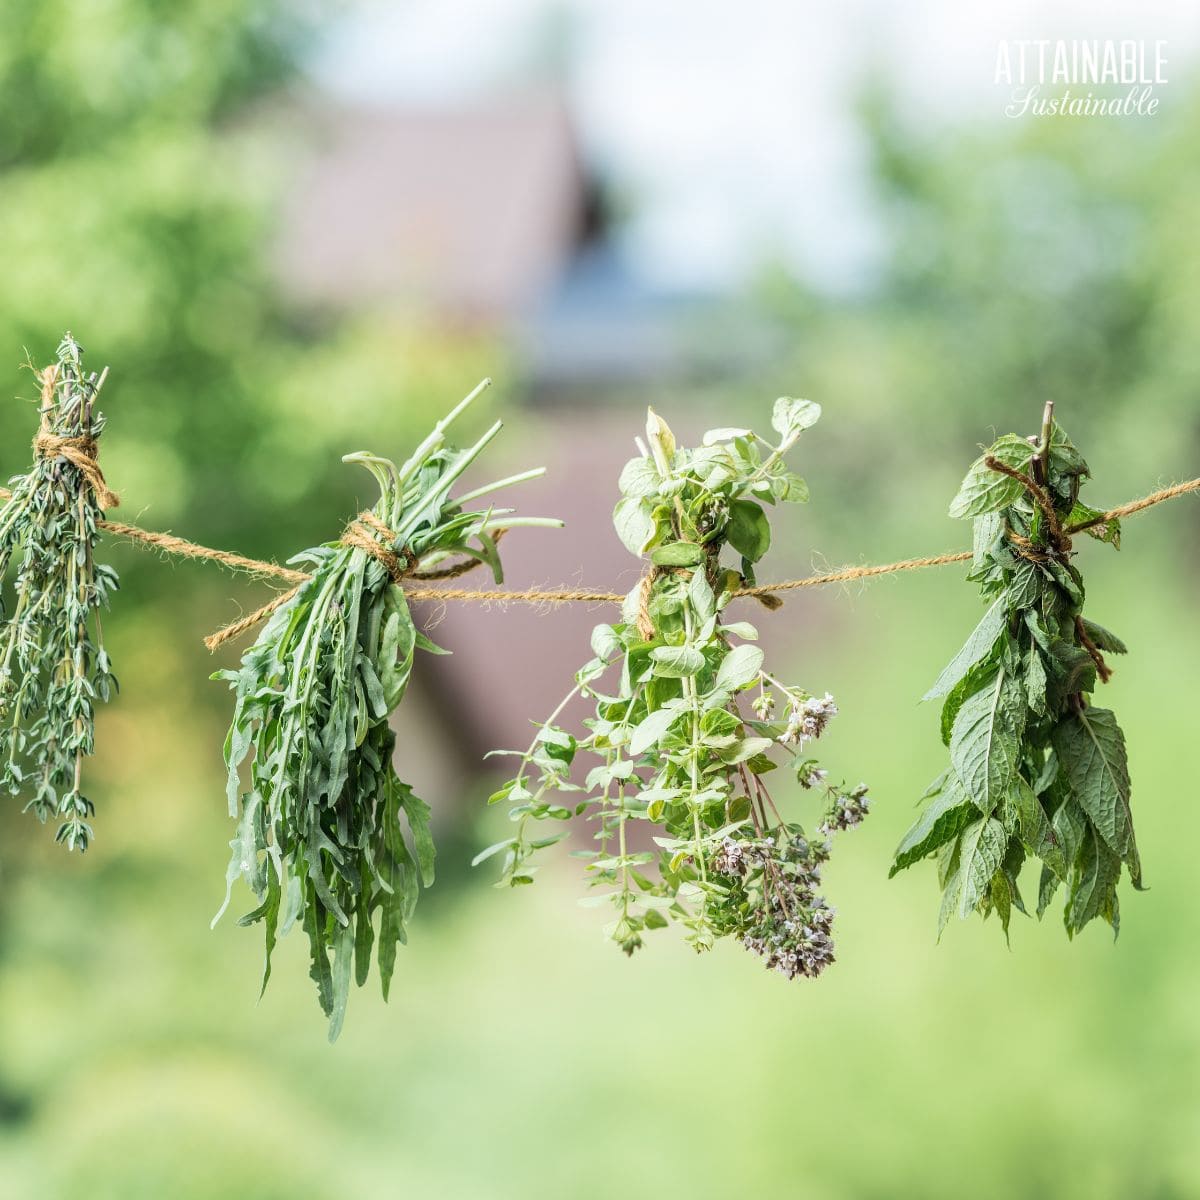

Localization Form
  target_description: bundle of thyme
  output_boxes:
[0,335,119,851]
[484,402,869,977]
[214,382,558,1039]
[891,408,1141,938]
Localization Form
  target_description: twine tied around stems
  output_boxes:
[633,543,784,641]
[1,463,1196,652]
[33,366,120,510]
[202,515,503,650]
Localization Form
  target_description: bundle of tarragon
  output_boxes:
[214,382,559,1039]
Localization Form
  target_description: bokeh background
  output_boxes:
[2,2,1199,1197]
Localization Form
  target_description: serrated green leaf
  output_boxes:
[1052,708,1134,861]
[949,435,1036,519]
[956,817,1008,918]
[1064,826,1122,937]
[924,599,1006,701]
[1080,618,1127,655]
[1011,775,1065,878]
[949,669,1025,815]
[890,777,974,876]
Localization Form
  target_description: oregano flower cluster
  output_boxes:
[484,402,870,976]
[890,416,1141,938]
[213,389,558,1039]
[0,335,119,851]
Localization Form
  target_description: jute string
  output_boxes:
[0,469,1196,651]
[33,365,120,510]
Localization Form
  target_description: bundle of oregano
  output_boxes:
[484,402,870,978]
[214,383,559,1039]
[890,409,1141,938]
[0,334,119,851]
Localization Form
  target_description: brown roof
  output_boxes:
[277,90,585,321]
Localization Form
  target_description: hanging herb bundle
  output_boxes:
[214,383,559,1040]
[484,402,870,978]
[890,408,1141,938]
[0,334,120,851]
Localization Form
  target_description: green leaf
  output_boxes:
[401,787,437,887]
[772,471,809,503]
[720,621,758,641]
[771,396,821,439]
[949,669,1025,816]
[948,434,1037,519]
[613,496,655,555]
[956,817,1008,918]
[1069,501,1121,548]
[717,737,774,765]
[1025,643,1048,716]
[651,541,705,567]
[1080,618,1127,655]
[629,708,681,756]
[471,838,516,867]
[1052,708,1134,861]
[689,568,717,625]
[618,456,661,498]
[702,426,752,445]
[304,901,334,1019]
[713,644,764,693]
[327,921,354,1042]
[726,500,771,563]
[923,599,1005,701]
[590,624,622,660]
[1011,775,1065,878]
[1064,827,1122,937]
[890,777,974,876]
[650,644,706,678]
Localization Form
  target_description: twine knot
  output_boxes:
[983,454,1072,562]
[340,511,418,583]
[982,455,1111,683]
[634,544,783,641]
[34,429,120,510]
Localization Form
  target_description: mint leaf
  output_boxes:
[1053,708,1134,861]
[923,599,1005,701]
[949,670,1024,816]
[907,416,1141,941]
[948,434,1036,519]
[955,817,1008,918]
[890,776,974,877]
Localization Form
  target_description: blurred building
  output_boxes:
[273,88,801,799]
[277,88,588,325]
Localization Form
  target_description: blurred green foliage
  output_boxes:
[1,4,1199,1197]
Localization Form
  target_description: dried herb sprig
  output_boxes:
[484,402,869,977]
[0,334,119,851]
[891,407,1141,939]
[214,382,560,1040]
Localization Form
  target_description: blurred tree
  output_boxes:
[750,83,1200,554]
[0,0,506,968]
